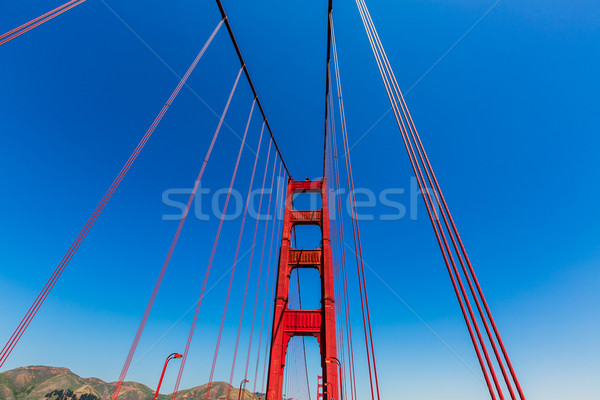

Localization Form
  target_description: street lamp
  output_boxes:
[325,357,344,400]
[323,382,331,400]
[153,353,182,400]
[237,379,250,400]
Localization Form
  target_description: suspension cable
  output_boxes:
[327,95,352,400]
[225,122,266,400]
[202,100,256,400]
[354,3,503,397]
[358,3,523,398]
[214,0,292,179]
[249,161,282,396]
[322,0,334,176]
[353,1,526,398]
[330,90,358,400]
[238,137,278,400]
[110,61,241,400]
[330,18,381,400]
[260,170,286,393]
[0,20,224,369]
[0,0,87,46]
[238,139,274,395]
[357,3,512,398]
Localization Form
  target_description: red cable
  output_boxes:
[260,170,285,393]
[0,0,79,40]
[249,159,281,395]
[366,5,524,394]
[233,143,278,397]
[352,3,493,395]
[329,75,356,399]
[168,69,244,399]
[356,3,524,399]
[246,158,282,393]
[356,4,514,397]
[224,121,265,400]
[328,75,358,400]
[327,94,348,400]
[0,0,87,46]
[203,100,255,400]
[340,94,375,400]
[331,117,351,400]
[351,4,502,398]
[330,23,378,400]
[237,139,274,395]
[377,23,516,397]
[110,58,238,400]
[0,20,224,369]
[330,99,358,400]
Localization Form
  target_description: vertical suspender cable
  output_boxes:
[322,0,334,177]
[0,20,224,369]
[330,89,358,400]
[260,168,285,393]
[330,19,380,400]
[0,0,79,40]
[225,121,265,400]
[249,159,281,395]
[357,3,524,398]
[0,0,88,46]
[351,4,501,398]
[203,100,255,400]
[327,80,358,400]
[351,1,525,398]
[359,2,515,396]
[238,142,274,396]
[330,99,352,400]
[122,63,240,400]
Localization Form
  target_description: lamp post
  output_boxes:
[325,357,344,400]
[153,353,182,400]
[323,382,331,400]
[237,379,249,400]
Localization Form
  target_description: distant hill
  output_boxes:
[0,366,257,400]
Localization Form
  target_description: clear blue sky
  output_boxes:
[1,0,599,399]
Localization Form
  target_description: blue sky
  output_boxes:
[1,0,599,399]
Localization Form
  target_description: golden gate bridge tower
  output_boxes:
[266,179,339,400]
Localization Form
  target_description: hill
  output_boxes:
[0,366,257,400]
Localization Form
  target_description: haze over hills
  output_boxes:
[0,366,258,400]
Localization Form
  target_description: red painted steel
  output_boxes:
[317,375,324,400]
[266,179,338,400]
[153,353,182,400]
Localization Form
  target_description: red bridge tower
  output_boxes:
[266,178,339,400]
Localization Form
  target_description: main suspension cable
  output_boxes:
[214,0,292,179]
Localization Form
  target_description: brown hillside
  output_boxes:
[0,366,257,400]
